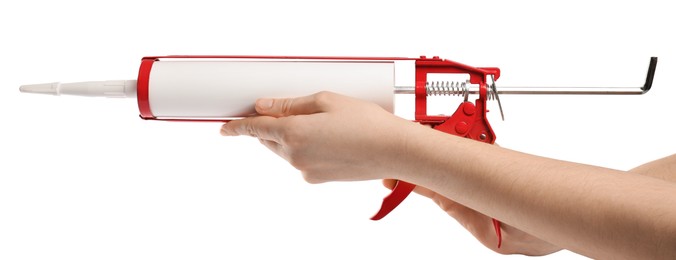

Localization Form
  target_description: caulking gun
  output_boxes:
[19,55,658,248]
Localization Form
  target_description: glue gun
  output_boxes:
[19,55,658,248]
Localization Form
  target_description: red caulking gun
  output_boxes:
[19,55,658,248]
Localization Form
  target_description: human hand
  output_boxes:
[382,179,562,256]
[220,91,419,183]
[221,91,559,256]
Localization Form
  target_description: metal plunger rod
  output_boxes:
[396,57,658,96]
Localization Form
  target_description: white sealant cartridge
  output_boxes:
[20,55,422,121]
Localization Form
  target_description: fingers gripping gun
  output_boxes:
[19,55,658,248]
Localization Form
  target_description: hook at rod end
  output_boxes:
[642,57,658,93]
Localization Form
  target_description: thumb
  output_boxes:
[255,92,334,117]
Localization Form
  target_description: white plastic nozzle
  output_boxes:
[19,80,137,98]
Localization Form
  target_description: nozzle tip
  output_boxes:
[19,82,59,95]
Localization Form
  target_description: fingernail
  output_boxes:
[256,98,273,111]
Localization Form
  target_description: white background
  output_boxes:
[1,1,674,259]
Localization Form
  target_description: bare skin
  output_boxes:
[220,91,676,260]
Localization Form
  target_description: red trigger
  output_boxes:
[370,180,416,220]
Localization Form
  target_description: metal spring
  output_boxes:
[425,81,467,96]
[425,81,498,100]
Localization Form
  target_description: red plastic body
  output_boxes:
[369,56,502,247]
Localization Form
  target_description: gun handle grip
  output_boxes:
[370,180,416,220]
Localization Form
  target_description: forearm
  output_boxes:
[629,154,676,182]
[392,124,676,260]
